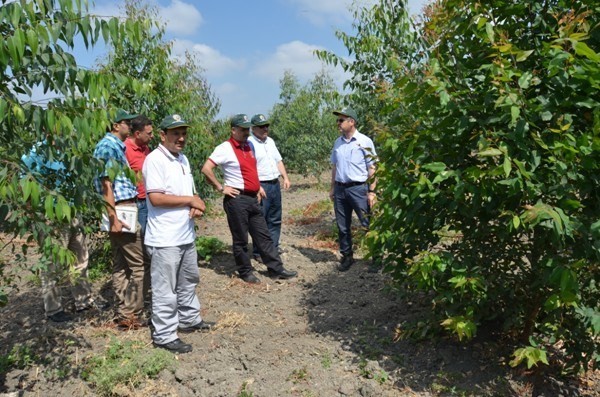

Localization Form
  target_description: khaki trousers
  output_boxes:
[109,229,146,318]
[42,217,93,316]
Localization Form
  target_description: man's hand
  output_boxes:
[110,218,130,233]
[282,177,291,190]
[258,186,267,204]
[189,207,204,219]
[223,186,240,198]
[368,192,377,208]
[190,196,206,212]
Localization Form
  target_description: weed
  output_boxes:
[195,236,227,261]
[238,381,254,397]
[288,367,309,384]
[321,352,332,369]
[0,344,39,374]
[374,370,389,385]
[82,337,174,396]
[88,237,112,281]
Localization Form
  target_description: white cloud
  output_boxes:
[216,82,238,96]
[171,39,245,77]
[159,0,203,36]
[253,41,331,82]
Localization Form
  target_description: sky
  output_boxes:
[83,0,428,119]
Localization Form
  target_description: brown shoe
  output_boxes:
[115,316,147,330]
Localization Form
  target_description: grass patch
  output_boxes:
[196,236,227,261]
[288,366,310,384]
[82,337,174,396]
[0,344,40,375]
[321,351,332,369]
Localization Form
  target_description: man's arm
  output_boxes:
[147,192,205,211]
[367,164,377,207]
[277,160,291,190]
[201,159,239,197]
[101,178,128,232]
[329,164,336,201]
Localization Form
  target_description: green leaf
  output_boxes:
[485,22,495,43]
[45,195,54,219]
[477,148,503,157]
[574,41,600,62]
[512,215,520,229]
[422,162,446,173]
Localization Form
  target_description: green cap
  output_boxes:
[251,114,270,126]
[230,114,253,128]
[159,114,190,130]
[333,106,358,122]
[114,109,138,123]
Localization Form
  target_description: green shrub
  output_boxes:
[195,236,227,261]
[323,0,600,374]
[82,338,174,396]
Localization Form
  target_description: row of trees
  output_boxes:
[0,0,219,305]
[319,0,599,374]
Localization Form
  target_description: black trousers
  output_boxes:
[223,194,283,276]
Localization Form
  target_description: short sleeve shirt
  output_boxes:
[124,138,150,199]
[93,133,137,202]
[248,134,282,181]
[330,130,377,183]
[208,137,260,193]
[143,144,196,247]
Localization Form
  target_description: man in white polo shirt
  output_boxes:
[201,114,297,284]
[248,114,291,262]
[143,114,215,354]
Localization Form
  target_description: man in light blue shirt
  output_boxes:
[329,107,377,271]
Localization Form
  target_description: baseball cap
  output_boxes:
[230,114,253,128]
[114,109,139,123]
[159,114,190,130]
[332,106,358,122]
[251,114,270,126]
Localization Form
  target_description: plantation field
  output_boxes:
[0,175,598,396]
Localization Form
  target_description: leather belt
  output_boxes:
[240,190,258,197]
[335,181,366,187]
[116,198,138,204]
[260,178,279,184]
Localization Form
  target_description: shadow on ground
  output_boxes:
[300,256,527,396]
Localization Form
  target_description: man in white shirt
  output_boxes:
[248,114,291,261]
[143,114,215,354]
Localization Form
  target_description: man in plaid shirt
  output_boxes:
[93,109,147,329]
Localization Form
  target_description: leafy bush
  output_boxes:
[195,236,227,261]
[324,0,600,373]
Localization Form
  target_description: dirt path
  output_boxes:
[0,175,598,396]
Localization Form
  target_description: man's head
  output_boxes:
[333,106,358,134]
[159,114,190,155]
[230,114,253,143]
[130,115,153,146]
[111,109,139,141]
[251,114,270,140]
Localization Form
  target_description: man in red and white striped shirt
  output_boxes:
[202,114,297,284]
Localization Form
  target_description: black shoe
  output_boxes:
[338,254,354,272]
[241,272,261,284]
[267,268,298,280]
[252,254,263,263]
[48,311,73,323]
[179,320,216,333]
[153,338,193,354]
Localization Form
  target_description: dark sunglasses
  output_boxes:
[337,118,347,123]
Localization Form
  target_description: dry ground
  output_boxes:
[0,174,598,396]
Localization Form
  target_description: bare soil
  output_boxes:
[0,175,598,397]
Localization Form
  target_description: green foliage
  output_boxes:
[0,344,39,375]
[82,337,174,396]
[195,236,227,261]
[97,0,220,200]
[269,70,342,178]
[0,0,154,301]
[87,234,112,281]
[325,0,600,373]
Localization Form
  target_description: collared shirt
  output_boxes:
[248,133,282,181]
[21,143,66,189]
[143,144,195,247]
[330,130,377,183]
[124,138,150,199]
[93,133,137,202]
[208,137,260,193]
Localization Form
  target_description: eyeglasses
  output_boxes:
[257,125,269,129]
[337,118,347,123]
